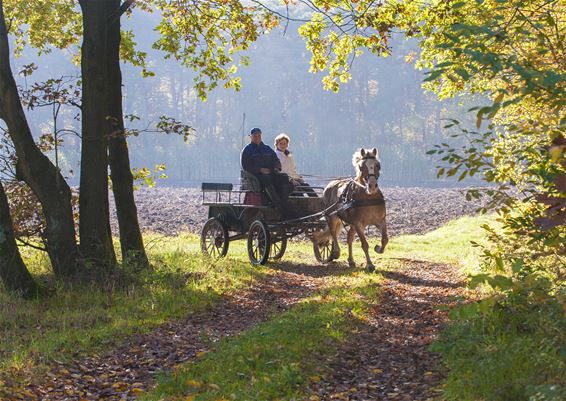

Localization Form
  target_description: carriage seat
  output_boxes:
[240,170,266,206]
[240,170,262,192]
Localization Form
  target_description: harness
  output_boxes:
[323,179,385,225]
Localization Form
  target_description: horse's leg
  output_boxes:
[354,224,374,272]
[374,221,388,254]
[346,225,356,268]
[329,216,342,260]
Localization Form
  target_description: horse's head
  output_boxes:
[353,147,381,194]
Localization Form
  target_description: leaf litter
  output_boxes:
[3,258,466,400]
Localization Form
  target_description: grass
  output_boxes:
[0,234,266,378]
[142,215,494,400]
[383,214,493,272]
[145,273,382,401]
[431,297,566,401]
[1,214,496,400]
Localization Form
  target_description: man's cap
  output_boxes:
[250,127,262,135]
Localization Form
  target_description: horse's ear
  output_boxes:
[371,147,378,157]
[360,148,366,157]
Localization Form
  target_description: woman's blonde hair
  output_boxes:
[274,133,290,147]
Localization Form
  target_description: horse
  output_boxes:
[314,147,388,272]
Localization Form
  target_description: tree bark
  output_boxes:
[107,4,149,267]
[78,0,118,269]
[0,181,39,298]
[0,2,80,277]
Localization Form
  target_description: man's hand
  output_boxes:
[260,168,271,175]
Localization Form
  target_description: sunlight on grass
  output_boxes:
[0,237,266,377]
[0,214,491,396]
[145,273,382,401]
[143,215,493,400]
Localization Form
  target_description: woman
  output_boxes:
[274,133,316,197]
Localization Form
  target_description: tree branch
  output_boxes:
[118,0,136,17]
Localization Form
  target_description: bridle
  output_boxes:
[359,156,380,186]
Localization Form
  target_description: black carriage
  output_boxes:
[200,171,335,265]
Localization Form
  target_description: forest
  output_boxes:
[0,1,564,400]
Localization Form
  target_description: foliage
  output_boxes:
[3,0,273,100]
[285,0,566,398]
[131,164,167,189]
[431,291,566,401]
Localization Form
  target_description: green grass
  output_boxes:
[145,273,382,401]
[142,215,495,400]
[383,214,493,272]
[1,214,497,400]
[431,299,566,401]
[0,233,265,377]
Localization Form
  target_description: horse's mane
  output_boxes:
[352,148,380,179]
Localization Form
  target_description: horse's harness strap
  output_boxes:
[342,199,385,211]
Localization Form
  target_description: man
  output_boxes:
[241,127,291,215]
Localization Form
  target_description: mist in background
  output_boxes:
[12,15,477,188]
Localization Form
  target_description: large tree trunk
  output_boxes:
[0,181,39,298]
[78,0,118,269]
[106,6,149,268]
[0,2,80,277]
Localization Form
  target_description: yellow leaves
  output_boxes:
[186,379,202,388]
[111,381,128,390]
[309,395,321,401]
[309,375,321,382]
[371,368,383,374]
[549,145,564,163]
[130,387,144,396]
[196,351,209,358]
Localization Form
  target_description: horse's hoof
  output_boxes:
[332,250,340,260]
[374,245,384,254]
[348,260,356,268]
[366,264,375,273]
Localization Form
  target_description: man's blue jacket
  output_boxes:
[240,142,282,175]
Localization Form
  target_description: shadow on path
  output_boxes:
[19,272,321,401]
[306,261,466,401]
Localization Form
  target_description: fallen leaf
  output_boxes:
[186,379,201,388]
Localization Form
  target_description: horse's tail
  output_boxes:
[313,226,332,244]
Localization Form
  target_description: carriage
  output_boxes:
[200,171,335,265]
[201,148,387,271]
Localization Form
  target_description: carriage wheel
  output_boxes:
[313,239,335,264]
[269,237,287,260]
[247,220,271,265]
[201,218,229,258]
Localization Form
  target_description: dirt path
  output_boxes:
[305,260,466,401]
[13,260,465,401]
[18,272,320,400]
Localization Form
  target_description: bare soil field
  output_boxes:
[110,186,487,237]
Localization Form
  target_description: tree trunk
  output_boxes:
[0,181,39,298]
[107,4,148,267]
[0,2,80,277]
[108,89,149,267]
[78,0,118,269]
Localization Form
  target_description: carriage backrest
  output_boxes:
[240,170,262,192]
